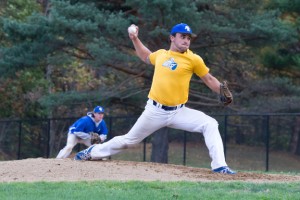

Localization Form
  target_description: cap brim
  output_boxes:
[191,33,197,38]
[173,32,197,38]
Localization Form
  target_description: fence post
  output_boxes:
[108,116,113,160]
[183,131,187,166]
[265,115,270,172]
[224,115,228,158]
[47,119,50,158]
[143,139,146,162]
[17,120,22,160]
[108,116,112,140]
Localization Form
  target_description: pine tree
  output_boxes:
[0,0,298,116]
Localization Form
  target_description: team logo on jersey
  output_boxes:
[162,58,177,70]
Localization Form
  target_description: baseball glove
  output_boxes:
[219,81,233,106]
[90,132,101,144]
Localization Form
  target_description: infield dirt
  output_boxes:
[0,158,300,183]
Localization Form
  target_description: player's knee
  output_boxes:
[210,118,219,126]
[204,118,219,132]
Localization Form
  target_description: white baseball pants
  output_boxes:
[91,99,227,169]
[56,133,91,159]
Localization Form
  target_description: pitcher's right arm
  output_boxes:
[128,24,152,64]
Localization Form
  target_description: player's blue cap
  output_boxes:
[93,106,105,113]
[170,23,193,35]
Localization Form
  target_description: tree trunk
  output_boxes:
[37,0,50,15]
[150,127,169,163]
[290,116,300,155]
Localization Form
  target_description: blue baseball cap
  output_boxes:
[93,106,105,113]
[170,23,193,35]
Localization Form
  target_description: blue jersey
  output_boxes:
[69,115,108,136]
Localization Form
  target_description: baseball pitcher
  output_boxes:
[74,23,235,174]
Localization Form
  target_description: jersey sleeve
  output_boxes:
[69,117,88,134]
[149,49,164,66]
[193,55,210,77]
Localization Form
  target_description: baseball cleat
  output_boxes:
[213,166,236,174]
[74,145,95,161]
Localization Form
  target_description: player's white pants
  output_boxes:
[56,133,91,159]
[91,99,227,169]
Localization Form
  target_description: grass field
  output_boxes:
[1,181,300,200]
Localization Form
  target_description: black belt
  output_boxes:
[152,100,184,111]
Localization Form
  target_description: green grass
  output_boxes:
[0,181,300,200]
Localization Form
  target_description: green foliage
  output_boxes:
[262,48,289,70]
[0,0,41,20]
[239,77,300,112]
[269,0,300,14]
[125,0,201,28]
[261,0,300,76]
[0,14,51,72]
[0,0,299,117]
[0,0,41,47]
[0,68,49,118]
[261,47,300,71]
[1,0,132,72]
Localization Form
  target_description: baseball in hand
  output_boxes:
[128,25,137,34]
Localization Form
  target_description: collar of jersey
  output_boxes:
[167,49,190,55]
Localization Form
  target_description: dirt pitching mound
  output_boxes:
[0,158,299,183]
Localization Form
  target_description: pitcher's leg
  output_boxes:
[201,119,227,169]
[56,133,78,159]
[169,107,227,169]
[91,108,166,159]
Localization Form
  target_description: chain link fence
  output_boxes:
[0,113,299,172]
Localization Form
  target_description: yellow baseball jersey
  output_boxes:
[148,49,209,106]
